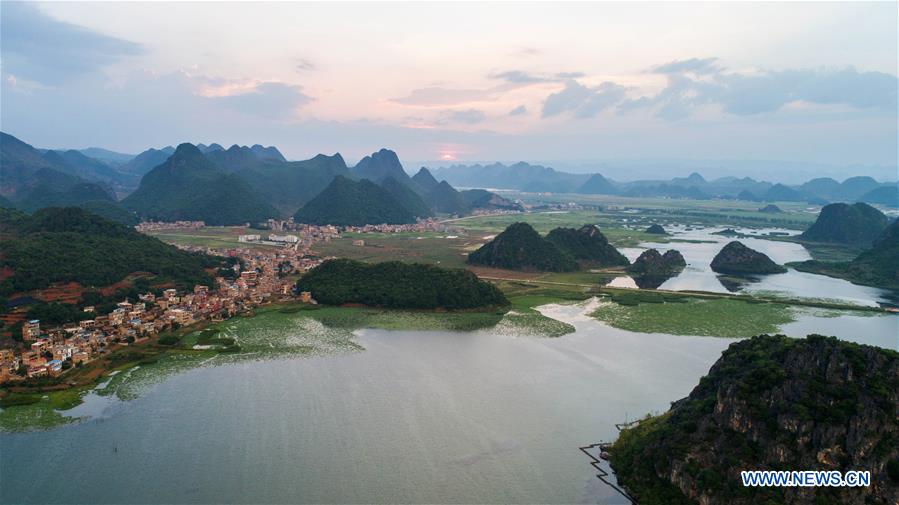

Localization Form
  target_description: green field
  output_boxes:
[313,232,472,268]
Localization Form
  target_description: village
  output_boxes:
[0,216,472,384]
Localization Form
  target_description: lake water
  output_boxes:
[616,226,895,306]
[2,302,896,504]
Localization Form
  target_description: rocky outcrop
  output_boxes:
[627,249,686,276]
[645,224,667,235]
[710,241,786,275]
[610,334,899,505]
[545,225,630,267]
[467,222,578,272]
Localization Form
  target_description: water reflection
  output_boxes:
[612,226,894,306]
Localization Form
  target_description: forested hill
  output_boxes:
[545,225,629,267]
[467,222,578,272]
[0,132,121,214]
[792,219,899,290]
[123,143,278,225]
[610,334,899,505]
[293,176,416,226]
[0,207,217,296]
[799,202,889,245]
[295,259,508,310]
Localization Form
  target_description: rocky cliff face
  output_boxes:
[710,241,786,275]
[610,335,899,505]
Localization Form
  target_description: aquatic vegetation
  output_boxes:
[0,387,92,431]
[590,298,795,338]
[0,302,577,431]
[488,311,575,338]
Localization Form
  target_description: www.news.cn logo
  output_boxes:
[741,470,871,487]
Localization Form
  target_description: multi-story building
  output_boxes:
[22,320,41,341]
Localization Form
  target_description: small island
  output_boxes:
[758,204,782,213]
[644,224,667,235]
[609,334,899,505]
[295,259,509,310]
[710,241,787,275]
[627,249,685,276]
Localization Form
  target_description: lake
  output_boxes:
[1,301,895,504]
[616,226,895,306]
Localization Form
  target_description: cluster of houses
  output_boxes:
[134,220,206,232]
[342,219,460,234]
[0,243,325,383]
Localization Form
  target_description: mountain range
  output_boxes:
[0,132,130,224]
[430,163,897,206]
[2,132,520,225]
[3,130,895,229]
[122,144,279,226]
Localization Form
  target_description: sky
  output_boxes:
[1,1,897,179]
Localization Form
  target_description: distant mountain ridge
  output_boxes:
[431,162,897,205]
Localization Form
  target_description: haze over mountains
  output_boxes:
[2,130,896,229]
[1,132,521,226]
[430,163,897,206]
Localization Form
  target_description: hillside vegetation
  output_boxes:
[0,207,216,296]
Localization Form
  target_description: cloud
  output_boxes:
[718,68,898,114]
[391,87,499,106]
[508,105,528,116]
[627,63,898,120]
[542,80,627,118]
[0,2,143,84]
[491,70,547,84]
[490,70,585,85]
[393,70,589,108]
[441,109,487,124]
[653,57,720,75]
[208,82,313,119]
[295,58,317,72]
[514,47,541,57]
